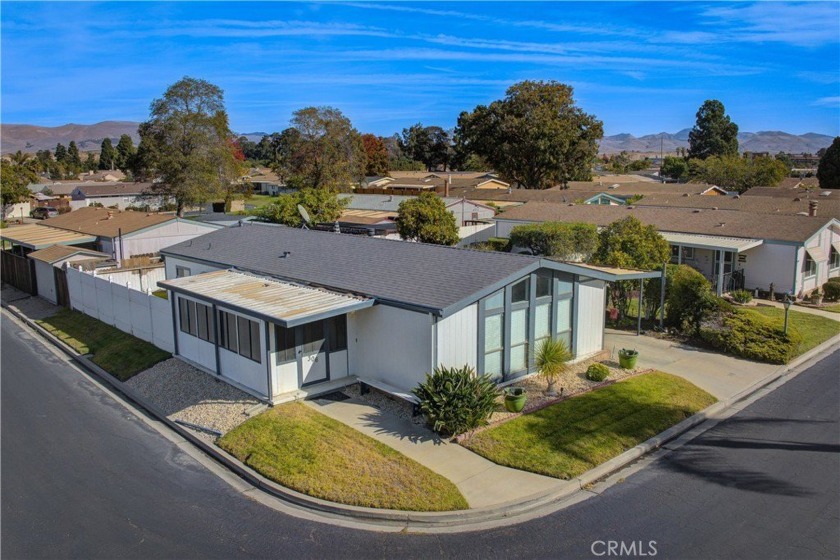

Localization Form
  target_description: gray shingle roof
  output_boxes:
[161,223,541,313]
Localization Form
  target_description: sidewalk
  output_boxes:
[757,299,840,322]
[305,397,565,509]
[605,329,780,400]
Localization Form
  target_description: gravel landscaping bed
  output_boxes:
[2,286,59,320]
[127,358,262,442]
[341,383,425,425]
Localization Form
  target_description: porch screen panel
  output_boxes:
[483,313,503,380]
[275,326,295,363]
[534,303,551,341]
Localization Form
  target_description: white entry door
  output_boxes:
[300,321,328,385]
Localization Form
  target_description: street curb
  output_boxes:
[4,298,839,530]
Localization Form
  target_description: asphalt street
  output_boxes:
[2,310,838,559]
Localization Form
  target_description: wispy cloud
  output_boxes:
[698,2,840,47]
[812,96,840,107]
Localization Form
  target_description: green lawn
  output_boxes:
[820,303,840,314]
[218,403,468,511]
[36,309,170,381]
[463,372,716,480]
[746,306,840,356]
[242,194,279,209]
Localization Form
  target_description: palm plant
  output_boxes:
[535,337,572,397]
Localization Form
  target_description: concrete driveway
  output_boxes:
[604,329,781,400]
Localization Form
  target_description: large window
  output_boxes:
[326,315,347,352]
[831,247,840,271]
[670,245,695,262]
[175,265,191,278]
[275,326,295,363]
[178,297,214,343]
[802,253,817,279]
[483,290,505,381]
[219,310,261,362]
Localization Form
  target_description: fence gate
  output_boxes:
[1,250,37,295]
[54,267,70,307]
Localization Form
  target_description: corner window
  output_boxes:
[511,279,529,303]
[536,274,552,299]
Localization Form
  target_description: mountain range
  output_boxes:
[1,121,835,156]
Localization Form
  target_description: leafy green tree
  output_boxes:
[84,152,98,172]
[138,77,234,215]
[687,100,739,159]
[456,80,603,189]
[361,133,390,176]
[817,136,840,189]
[688,155,787,193]
[1,159,37,217]
[396,192,459,245]
[115,134,136,170]
[399,124,453,171]
[99,138,116,170]
[254,188,348,226]
[594,216,670,319]
[667,265,717,334]
[509,222,599,261]
[774,152,793,172]
[286,107,364,190]
[660,156,688,181]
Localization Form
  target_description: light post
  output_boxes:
[783,295,792,335]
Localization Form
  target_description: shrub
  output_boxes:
[412,365,498,437]
[509,222,599,260]
[667,265,717,334]
[643,264,677,320]
[699,309,801,364]
[730,289,753,304]
[585,363,610,382]
[535,338,572,391]
[827,276,840,284]
[823,281,840,302]
[470,237,511,253]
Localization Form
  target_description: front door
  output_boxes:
[299,321,328,385]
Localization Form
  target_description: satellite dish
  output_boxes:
[297,204,312,229]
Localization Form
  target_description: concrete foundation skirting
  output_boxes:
[5,298,839,529]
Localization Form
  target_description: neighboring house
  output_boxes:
[583,193,628,206]
[445,181,719,204]
[188,213,258,228]
[635,194,840,218]
[28,246,111,304]
[159,223,658,403]
[69,182,160,210]
[494,202,840,298]
[2,201,31,221]
[338,193,496,228]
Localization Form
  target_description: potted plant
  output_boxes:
[503,387,527,413]
[535,338,572,397]
[618,348,639,369]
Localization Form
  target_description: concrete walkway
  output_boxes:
[605,329,782,400]
[304,397,565,509]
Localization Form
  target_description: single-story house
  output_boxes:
[494,202,840,298]
[583,193,628,206]
[70,183,160,210]
[3,201,31,221]
[159,223,658,403]
[28,246,111,304]
[635,193,840,219]
[338,193,496,228]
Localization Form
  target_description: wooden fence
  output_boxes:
[1,250,37,295]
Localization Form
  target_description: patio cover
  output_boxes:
[159,269,374,327]
[805,245,828,263]
[0,224,97,250]
[661,232,763,253]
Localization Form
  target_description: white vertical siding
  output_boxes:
[174,295,216,372]
[574,279,606,359]
[743,242,798,293]
[163,256,223,280]
[348,305,432,392]
[123,221,220,258]
[435,303,478,370]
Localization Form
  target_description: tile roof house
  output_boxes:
[159,223,658,403]
[494,201,840,297]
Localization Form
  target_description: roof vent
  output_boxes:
[711,207,718,210]
[692,209,702,213]
[609,184,619,189]
[718,222,726,227]
[820,191,832,197]
[733,194,741,199]
[682,193,690,197]
[794,197,801,202]
[627,205,635,209]
[279,251,291,258]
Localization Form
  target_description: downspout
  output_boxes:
[430,314,438,372]
[792,245,801,298]
[265,322,273,404]
[212,303,221,376]
[170,295,179,356]
[659,263,667,330]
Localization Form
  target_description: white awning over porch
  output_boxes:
[661,232,763,253]
[160,269,374,327]
[805,245,829,263]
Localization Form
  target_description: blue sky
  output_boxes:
[2,1,839,137]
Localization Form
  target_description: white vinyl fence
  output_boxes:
[92,266,165,292]
[457,223,496,247]
[66,266,174,353]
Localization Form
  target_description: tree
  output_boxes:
[400,124,453,171]
[138,77,234,215]
[817,136,840,189]
[660,156,688,181]
[268,128,302,186]
[593,216,670,319]
[396,192,459,245]
[115,134,136,170]
[99,138,116,170]
[688,155,787,193]
[361,134,389,176]
[1,159,37,218]
[456,80,603,189]
[84,152,98,172]
[67,141,82,168]
[667,265,717,334]
[286,106,364,190]
[254,188,348,226]
[54,143,68,163]
[509,222,598,261]
[219,138,249,211]
[687,100,739,160]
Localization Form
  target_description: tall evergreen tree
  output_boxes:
[115,134,136,170]
[67,141,82,167]
[816,137,840,189]
[99,138,117,170]
[54,143,67,163]
[687,100,739,160]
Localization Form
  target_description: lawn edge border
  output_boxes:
[5,297,839,531]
